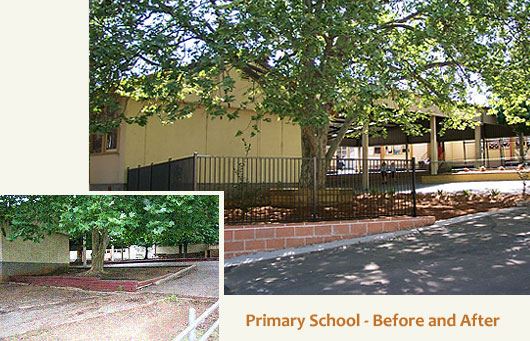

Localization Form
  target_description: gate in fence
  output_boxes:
[127,154,417,225]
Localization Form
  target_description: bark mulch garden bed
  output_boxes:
[416,192,527,220]
[225,191,528,224]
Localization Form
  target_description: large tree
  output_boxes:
[0,195,219,276]
[90,0,526,183]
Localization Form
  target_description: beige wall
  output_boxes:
[122,107,301,167]
[0,231,70,264]
[157,244,219,255]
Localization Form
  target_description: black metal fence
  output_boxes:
[127,154,417,225]
[127,156,196,191]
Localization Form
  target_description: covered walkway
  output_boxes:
[329,111,526,180]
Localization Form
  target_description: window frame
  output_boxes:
[89,128,120,155]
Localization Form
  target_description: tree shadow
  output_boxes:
[225,209,530,294]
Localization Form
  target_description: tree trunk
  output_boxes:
[144,245,149,259]
[300,124,329,189]
[76,239,83,263]
[86,228,109,276]
[183,243,188,258]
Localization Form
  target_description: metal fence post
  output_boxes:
[149,162,154,190]
[167,158,172,190]
[137,165,140,190]
[411,157,417,217]
[188,308,197,341]
[192,152,198,191]
[312,157,317,221]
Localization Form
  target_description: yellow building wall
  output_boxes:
[90,98,302,186]
[0,232,70,264]
[89,153,124,186]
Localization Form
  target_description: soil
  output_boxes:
[0,283,217,341]
[13,299,218,341]
[416,192,527,220]
[45,266,188,281]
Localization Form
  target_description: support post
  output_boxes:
[110,244,115,262]
[463,140,467,165]
[362,123,369,190]
[411,157,417,217]
[474,124,482,168]
[312,156,317,221]
[430,115,438,175]
[518,132,526,164]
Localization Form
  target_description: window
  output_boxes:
[90,128,119,154]
[105,129,118,151]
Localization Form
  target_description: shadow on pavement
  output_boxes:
[224,208,530,295]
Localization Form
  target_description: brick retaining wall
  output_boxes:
[10,275,140,292]
[225,216,436,259]
[10,270,181,292]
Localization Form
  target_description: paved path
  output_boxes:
[417,180,526,194]
[142,261,218,298]
[225,207,530,294]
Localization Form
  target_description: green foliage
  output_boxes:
[0,195,219,246]
[89,0,527,158]
[494,99,530,134]
[489,188,501,197]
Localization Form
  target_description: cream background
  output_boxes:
[0,2,528,341]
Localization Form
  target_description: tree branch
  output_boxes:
[326,114,358,160]
[382,10,424,25]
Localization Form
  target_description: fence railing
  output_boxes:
[127,154,417,225]
[175,300,219,341]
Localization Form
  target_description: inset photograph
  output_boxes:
[0,194,219,340]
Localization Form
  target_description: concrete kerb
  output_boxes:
[224,206,528,268]
[152,263,197,286]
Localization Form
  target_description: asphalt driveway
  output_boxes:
[224,206,530,294]
[141,261,219,298]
